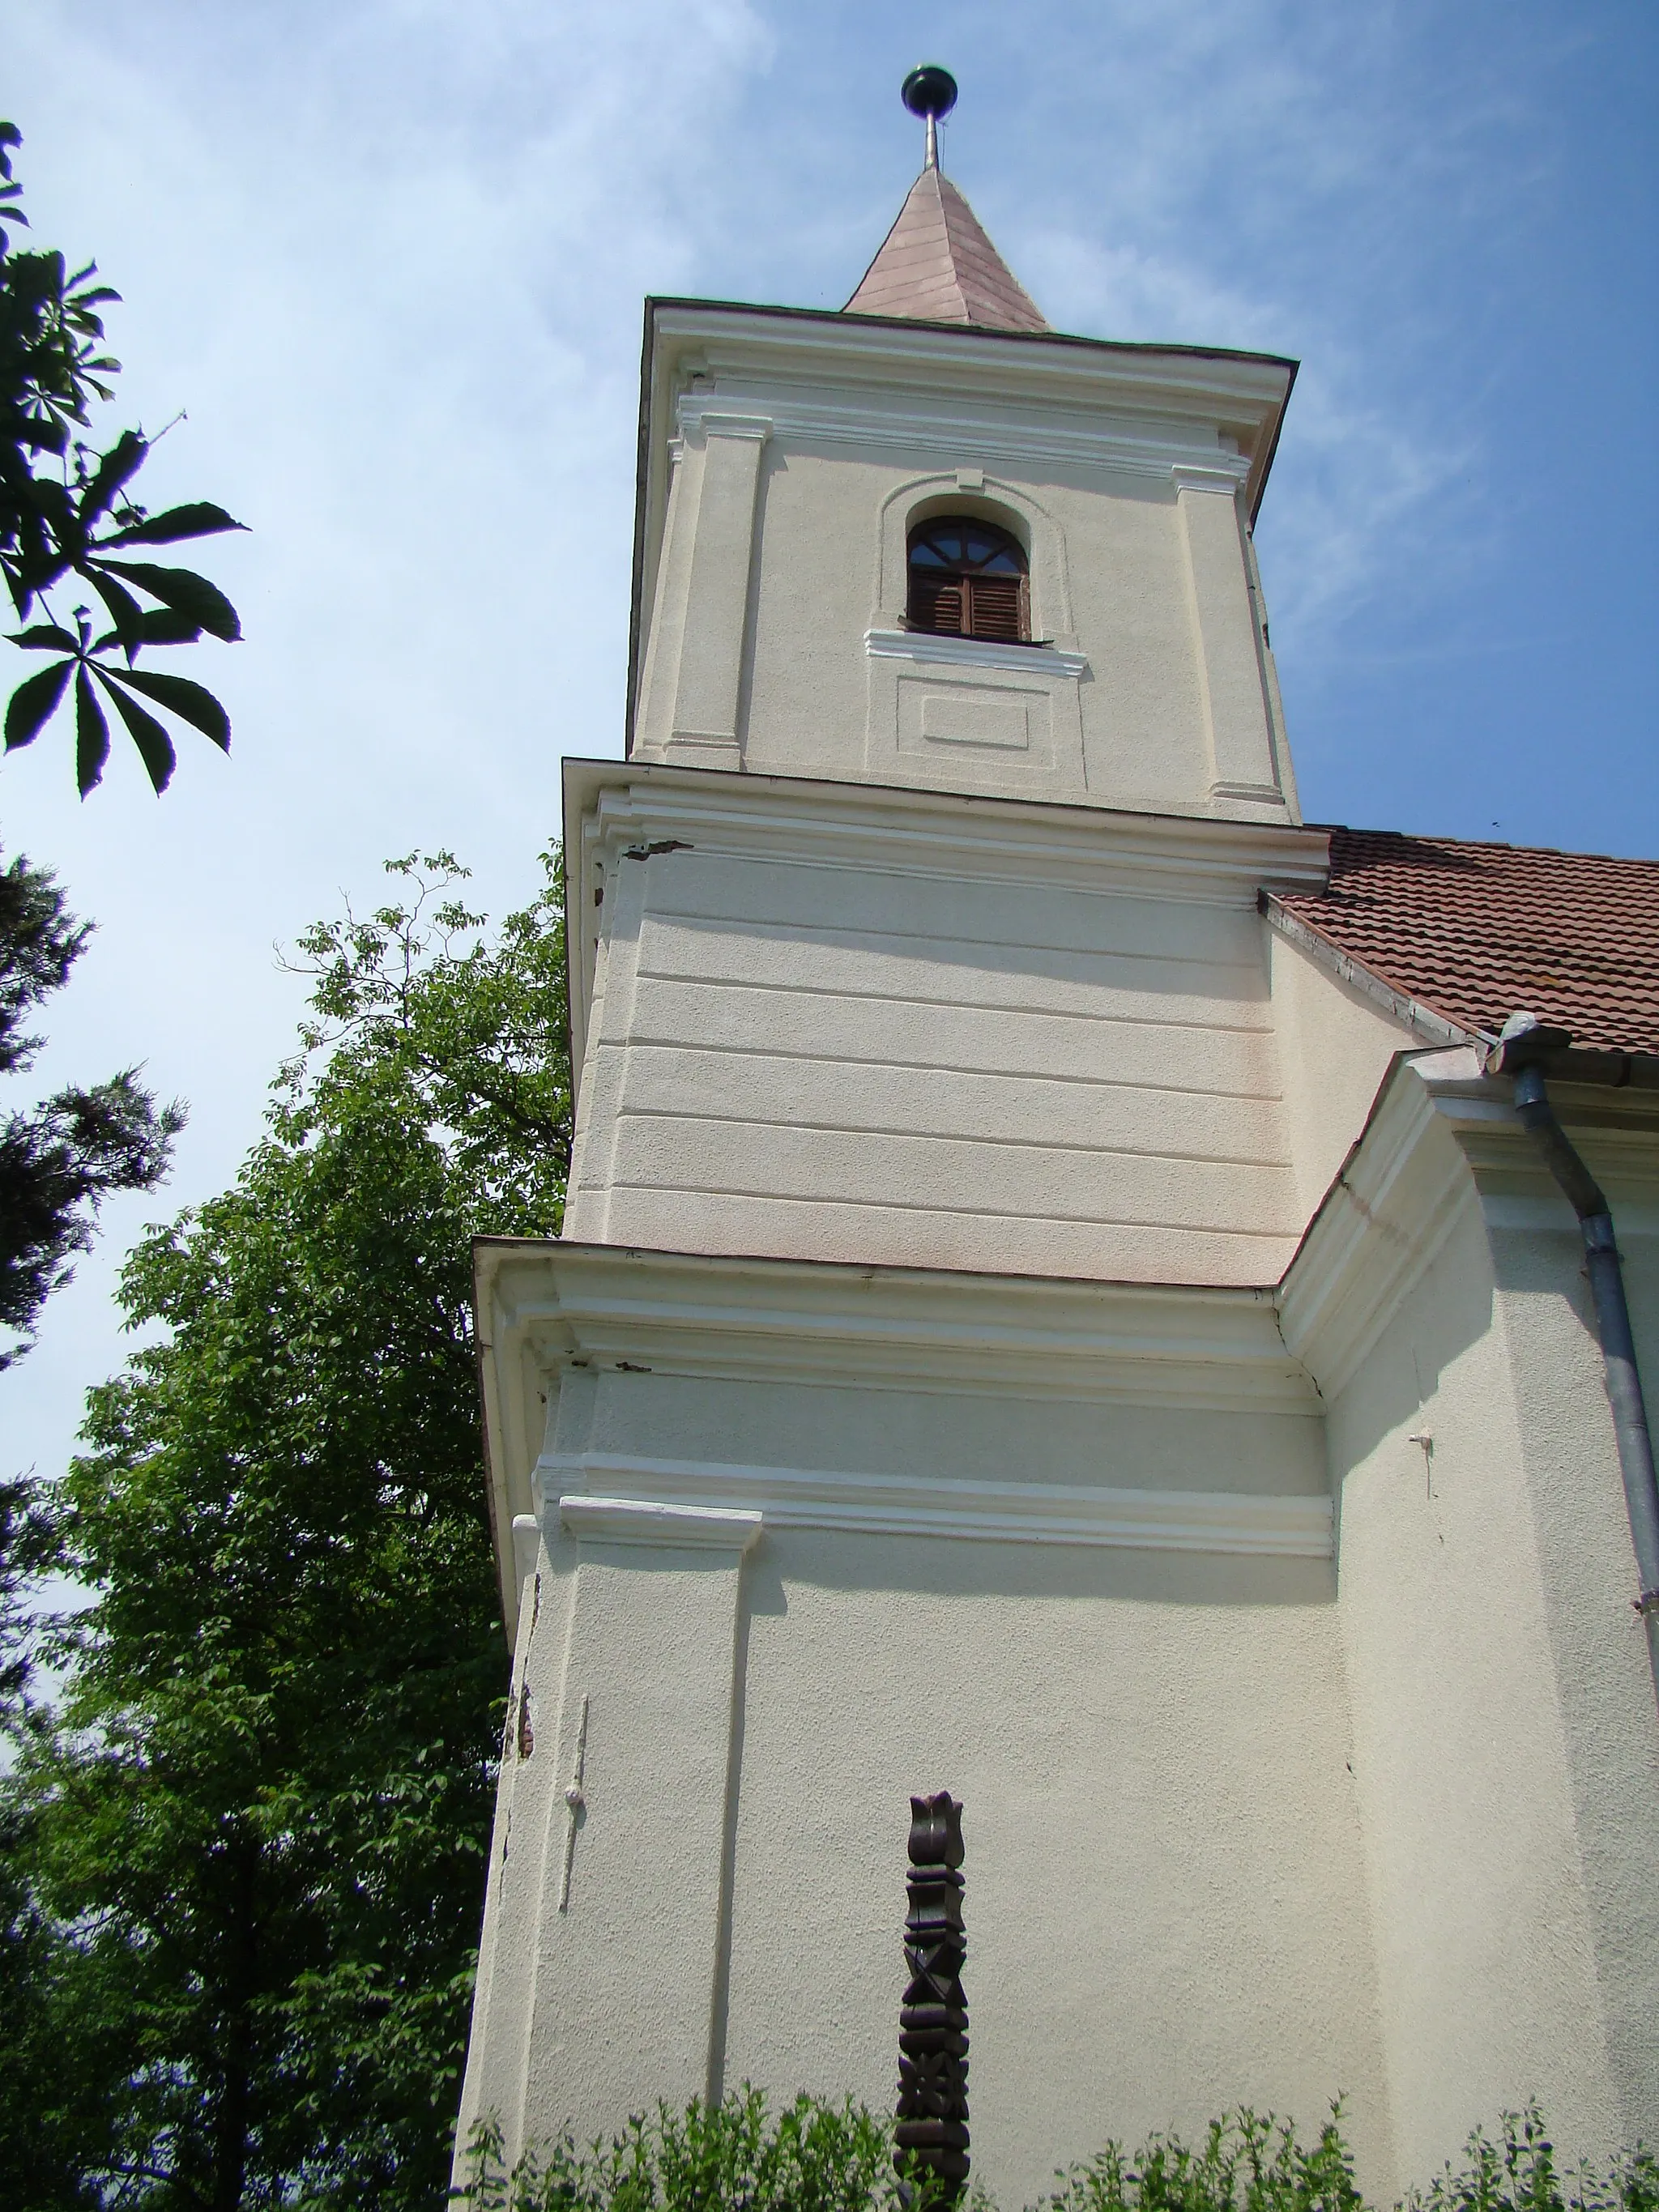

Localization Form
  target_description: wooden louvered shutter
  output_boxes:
[966,573,1024,642]
[906,518,1028,640]
[908,578,966,635]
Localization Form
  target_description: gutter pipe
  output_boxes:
[1490,1012,1659,1702]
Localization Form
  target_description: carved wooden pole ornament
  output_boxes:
[895,1790,969,2204]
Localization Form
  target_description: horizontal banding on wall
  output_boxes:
[548,1456,1333,1559]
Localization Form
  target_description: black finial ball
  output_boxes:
[901,64,957,121]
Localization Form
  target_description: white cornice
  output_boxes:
[568,757,1328,884]
[478,1238,1326,1616]
[481,1238,1318,1417]
[654,303,1295,427]
[547,1454,1331,1561]
[676,382,1255,490]
[864,628,1090,680]
[558,1494,763,1553]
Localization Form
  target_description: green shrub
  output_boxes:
[454,2095,1658,2212]
[1034,2107,1363,2212]
[1405,2106,1658,2212]
[453,2087,902,2212]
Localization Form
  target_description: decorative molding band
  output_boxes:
[659,303,1294,416]
[548,1455,1333,1560]
[493,1238,1321,1420]
[1282,1050,1659,1400]
[676,390,1248,490]
[865,629,1090,681]
[559,1494,764,1553]
[569,761,1330,905]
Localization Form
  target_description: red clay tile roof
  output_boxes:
[1275,828,1659,1055]
[844,166,1048,333]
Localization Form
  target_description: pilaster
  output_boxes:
[1173,467,1284,811]
[664,412,770,765]
[514,1502,761,2144]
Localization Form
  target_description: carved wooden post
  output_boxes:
[895,1791,969,2205]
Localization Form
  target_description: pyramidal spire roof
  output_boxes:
[843,165,1049,335]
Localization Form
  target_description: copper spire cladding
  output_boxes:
[843,67,1049,334]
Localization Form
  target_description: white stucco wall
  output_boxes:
[458,1246,1392,2201]
[1266,925,1417,1219]
[1483,1123,1659,2149]
[722,1528,1389,2204]
[563,769,1328,1287]
[1288,1060,1659,2176]
[1327,1187,1623,2172]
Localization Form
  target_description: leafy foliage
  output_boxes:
[1034,2108,1365,2212]
[2,850,570,2206]
[0,1472,61,1724]
[0,121,244,794]
[1405,2108,1658,2212]
[454,2089,905,2212]
[1034,2106,1658,2212]
[454,2097,1659,2212]
[0,847,181,1370]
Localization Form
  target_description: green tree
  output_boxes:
[1,847,183,1373]
[1,120,245,795]
[5,850,570,2208]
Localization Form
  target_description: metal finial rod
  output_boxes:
[901,65,957,173]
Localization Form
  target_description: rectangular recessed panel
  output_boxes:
[919,688,1032,751]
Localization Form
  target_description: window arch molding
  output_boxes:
[873,474,1075,646]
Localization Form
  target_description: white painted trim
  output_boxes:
[479,1242,1328,1606]
[485,1240,1320,1415]
[1282,1049,1659,1400]
[692,411,772,445]
[1279,1063,1464,1396]
[558,1494,764,1553]
[551,1455,1331,1559]
[511,1512,540,1591]
[673,381,1266,492]
[1171,463,1251,497]
[865,628,1089,680]
[657,303,1295,417]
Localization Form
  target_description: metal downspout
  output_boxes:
[1494,1015,1659,1703]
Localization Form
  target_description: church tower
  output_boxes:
[455,70,1659,2199]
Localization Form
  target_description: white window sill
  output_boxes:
[865,628,1089,680]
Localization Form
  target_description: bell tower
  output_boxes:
[629,65,1298,820]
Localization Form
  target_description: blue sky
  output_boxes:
[5,0,1657,1483]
